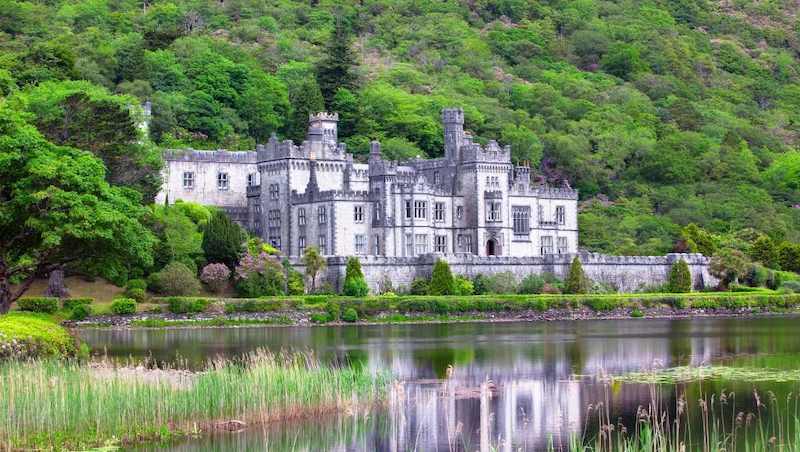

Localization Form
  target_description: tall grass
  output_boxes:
[0,350,388,449]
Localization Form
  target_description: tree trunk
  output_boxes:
[45,268,69,298]
[0,281,11,315]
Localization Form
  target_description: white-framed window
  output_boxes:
[247,173,256,187]
[433,171,440,185]
[374,236,381,255]
[512,206,530,236]
[318,234,327,255]
[487,202,501,222]
[217,172,229,190]
[354,205,364,223]
[354,234,366,254]
[414,200,427,219]
[557,237,568,254]
[434,202,445,222]
[458,234,473,253]
[405,200,413,219]
[298,236,306,254]
[374,202,381,221]
[405,233,414,256]
[269,184,279,200]
[268,209,281,227]
[318,206,327,224]
[298,208,306,226]
[415,234,428,255]
[182,171,194,189]
[268,209,281,249]
[556,205,566,225]
[540,236,554,255]
[435,235,447,253]
[456,205,463,220]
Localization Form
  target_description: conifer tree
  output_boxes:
[565,257,589,294]
[343,256,368,296]
[667,259,692,293]
[429,259,455,295]
[316,16,358,107]
[201,210,244,269]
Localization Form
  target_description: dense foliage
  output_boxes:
[668,259,692,293]
[343,257,368,297]
[429,259,455,295]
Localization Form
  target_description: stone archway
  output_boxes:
[486,239,497,256]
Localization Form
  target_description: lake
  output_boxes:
[78,316,800,451]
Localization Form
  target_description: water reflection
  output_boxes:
[90,317,800,451]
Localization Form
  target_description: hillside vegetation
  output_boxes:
[1,0,800,259]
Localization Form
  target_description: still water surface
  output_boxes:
[78,317,800,451]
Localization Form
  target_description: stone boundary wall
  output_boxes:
[288,253,716,294]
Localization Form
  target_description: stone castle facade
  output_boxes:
[156,108,715,292]
[157,108,578,259]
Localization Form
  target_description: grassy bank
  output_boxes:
[0,312,82,358]
[0,351,387,450]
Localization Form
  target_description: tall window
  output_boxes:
[556,206,566,225]
[557,237,568,254]
[354,234,366,254]
[318,206,327,224]
[415,234,428,255]
[182,172,194,189]
[217,172,229,190]
[405,200,413,219]
[298,208,306,226]
[414,200,427,219]
[435,235,447,253]
[456,205,464,220]
[512,206,530,236]
[318,235,327,255]
[269,184,279,200]
[434,202,445,222]
[268,209,281,249]
[540,236,554,255]
[458,234,473,253]
[298,236,306,254]
[433,171,440,185]
[374,236,381,255]
[374,202,381,221]
[487,202,501,222]
[353,205,364,223]
[247,173,256,187]
[405,233,414,256]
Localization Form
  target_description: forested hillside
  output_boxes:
[2,0,800,260]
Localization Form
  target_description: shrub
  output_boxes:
[310,312,331,323]
[287,266,305,295]
[0,313,79,358]
[69,304,92,321]
[235,266,285,297]
[62,297,93,311]
[341,307,358,322]
[110,298,137,315]
[167,297,210,314]
[343,257,368,297]
[126,279,147,291]
[630,308,644,318]
[518,274,545,294]
[326,300,341,321]
[453,276,474,296]
[410,277,430,295]
[667,260,692,292]
[780,280,800,293]
[472,274,488,295]
[766,271,782,290]
[224,299,283,313]
[565,258,589,294]
[17,297,59,314]
[582,297,618,311]
[590,281,617,294]
[429,259,455,295]
[126,287,148,303]
[149,262,201,296]
[484,272,518,294]
[200,263,231,294]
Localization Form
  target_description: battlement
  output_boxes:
[309,112,339,122]
[164,149,257,164]
[460,139,512,163]
[441,108,464,124]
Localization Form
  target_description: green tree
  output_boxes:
[278,62,325,142]
[778,242,800,273]
[201,210,244,269]
[0,105,155,313]
[749,236,779,269]
[429,259,455,295]
[316,16,358,107]
[302,246,326,293]
[709,248,750,288]
[343,256,368,297]
[565,257,589,294]
[667,259,692,293]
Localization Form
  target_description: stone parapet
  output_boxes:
[164,149,256,164]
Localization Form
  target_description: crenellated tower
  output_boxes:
[442,108,464,162]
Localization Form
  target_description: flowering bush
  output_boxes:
[200,263,231,294]
[234,250,285,297]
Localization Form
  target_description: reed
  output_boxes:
[0,350,388,450]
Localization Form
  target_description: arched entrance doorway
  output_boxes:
[486,239,497,256]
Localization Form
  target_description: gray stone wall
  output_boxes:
[289,253,716,294]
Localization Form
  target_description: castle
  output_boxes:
[156,108,714,292]
[157,108,579,259]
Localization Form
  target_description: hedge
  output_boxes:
[62,298,93,311]
[17,297,59,314]
[110,298,136,315]
[224,299,285,313]
[167,297,210,314]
